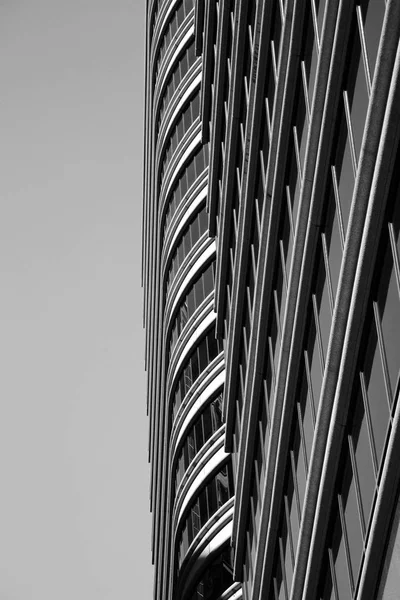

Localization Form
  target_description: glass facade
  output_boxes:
[144,0,399,599]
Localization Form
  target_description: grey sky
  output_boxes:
[0,2,153,598]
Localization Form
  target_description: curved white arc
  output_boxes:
[176,443,230,525]
[161,187,207,269]
[155,72,201,157]
[165,239,216,324]
[172,368,225,452]
[159,132,202,211]
[167,311,216,396]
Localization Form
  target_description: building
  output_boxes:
[143,1,400,599]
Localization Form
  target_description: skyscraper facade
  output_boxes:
[143,1,400,599]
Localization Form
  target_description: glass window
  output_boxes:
[359,0,386,82]
[315,248,332,364]
[198,204,208,234]
[293,420,307,513]
[294,74,308,174]
[190,211,201,246]
[207,332,219,363]
[298,371,314,467]
[187,287,196,315]
[363,320,390,469]
[191,348,199,381]
[341,452,363,585]
[335,112,355,237]
[315,0,327,40]
[306,309,323,412]
[324,180,343,303]
[377,241,400,403]
[203,263,214,297]
[346,26,369,163]
[194,276,204,308]
[303,4,319,106]
[198,337,208,372]
[332,510,352,598]
[287,466,300,555]
[351,380,375,529]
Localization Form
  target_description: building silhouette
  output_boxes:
[143,1,400,599]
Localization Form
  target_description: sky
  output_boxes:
[0,2,153,598]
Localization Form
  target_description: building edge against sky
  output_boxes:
[143,1,400,599]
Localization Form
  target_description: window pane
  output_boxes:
[307,309,323,412]
[293,420,307,513]
[335,115,355,237]
[190,211,201,245]
[324,180,342,302]
[298,370,314,467]
[342,452,363,585]
[198,337,208,372]
[194,276,204,309]
[316,250,332,364]
[203,262,214,297]
[332,511,352,599]
[351,381,375,528]
[347,28,369,163]
[360,0,386,81]
[198,207,208,235]
[288,467,300,553]
[364,322,390,468]
[377,242,400,403]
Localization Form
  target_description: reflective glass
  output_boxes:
[332,511,352,599]
[335,115,355,237]
[342,453,363,585]
[293,421,307,512]
[377,241,400,403]
[298,371,314,467]
[364,322,390,468]
[360,0,386,81]
[324,180,342,303]
[347,28,368,163]
[307,309,323,412]
[315,249,332,364]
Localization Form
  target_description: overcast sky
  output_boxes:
[0,2,153,598]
